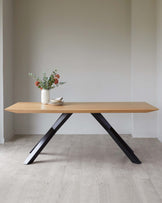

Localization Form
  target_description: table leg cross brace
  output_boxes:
[24,113,141,165]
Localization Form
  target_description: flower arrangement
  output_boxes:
[28,69,65,90]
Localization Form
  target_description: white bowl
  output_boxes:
[49,100,64,106]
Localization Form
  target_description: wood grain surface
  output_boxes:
[5,102,158,113]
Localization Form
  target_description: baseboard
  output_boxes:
[158,137,162,142]
[14,133,132,136]
[0,137,4,144]
[6,133,161,144]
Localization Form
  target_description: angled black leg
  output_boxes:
[24,113,72,165]
[91,113,141,164]
[30,141,39,153]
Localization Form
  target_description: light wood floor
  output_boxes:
[0,134,162,203]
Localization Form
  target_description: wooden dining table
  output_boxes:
[5,102,158,165]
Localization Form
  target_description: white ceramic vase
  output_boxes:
[41,89,50,104]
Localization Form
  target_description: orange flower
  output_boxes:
[35,81,40,86]
[54,78,58,84]
[55,74,60,78]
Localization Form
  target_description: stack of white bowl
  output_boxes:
[50,97,64,106]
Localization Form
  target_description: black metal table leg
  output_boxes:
[30,141,39,153]
[24,113,72,165]
[91,113,141,164]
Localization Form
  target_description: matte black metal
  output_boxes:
[91,113,141,164]
[24,113,72,165]
[30,142,39,153]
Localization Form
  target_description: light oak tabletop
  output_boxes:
[5,102,158,113]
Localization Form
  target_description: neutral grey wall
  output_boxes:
[0,0,14,143]
[157,0,162,142]
[3,0,14,141]
[0,0,4,143]
[13,0,132,135]
[131,0,157,138]
[0,0,159,140]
